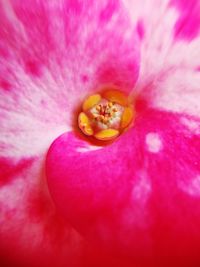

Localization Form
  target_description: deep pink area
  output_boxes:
[47,108,200,266]
[99,0,119,23]
[137,20,145,40]
[171,0,200,40]
[0,80,12,92]
[0,157,34,186]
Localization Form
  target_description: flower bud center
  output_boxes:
[78,89,135,141]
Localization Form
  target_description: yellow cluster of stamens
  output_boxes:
[93,102,118,125]
[78,89,135,141]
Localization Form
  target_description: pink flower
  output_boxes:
[1,0,200,266]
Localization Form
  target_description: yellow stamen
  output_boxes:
[103,117,108,123]
[94,129,119,141]
[108,102,113,108]
[102,90,128,106]
[78,112,94,136]
[93,114,98,119]
[83,94,101,111]
[96,105,101,111]
[121,106,134,128]
[100,115,104,120]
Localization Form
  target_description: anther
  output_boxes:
[96,105,101,111]
[94,129,119,141]
[78,112,94,136]
[108,102,113,108]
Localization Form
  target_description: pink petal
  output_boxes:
[0,157,83,267]
[124,0,200,118]
[47,108,200,266]
[0,0,140,157]
[0,0,139,266]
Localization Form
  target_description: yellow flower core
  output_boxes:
[78,89,135,141]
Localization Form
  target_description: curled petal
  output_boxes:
[47,108,200,266]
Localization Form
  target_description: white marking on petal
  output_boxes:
[132,170,152,204]
[149,69,200,117]
[122,171,152,229]
[181,117,200,135]
[145,132,162,153]
[179,175,200,197]
[0,124,69,158]
[0,179,24,217]
[77,145,102,153]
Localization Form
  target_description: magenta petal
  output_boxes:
[47,108,200,266]
[172,0,200,41]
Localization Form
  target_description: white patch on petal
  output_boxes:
[77,145,102,153]
[145,132,162,153]
[181,117,200,135]
[149,68,200,117]
[0,65,72,158]
[0,179,25,219]
[131,170,152,204]
[0,123,68,158]
[124,0,178,83]
[121,171,152,229]
[179,175,200,197]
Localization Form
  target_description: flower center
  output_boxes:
[90,100,124,129]
[78,89,135,141]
